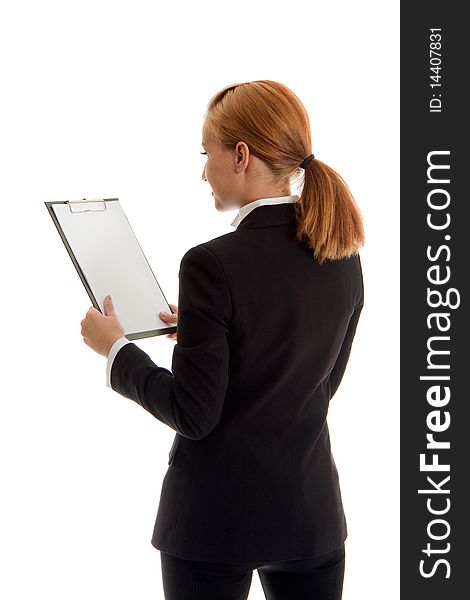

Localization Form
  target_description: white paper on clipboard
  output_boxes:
[45,198,176,340]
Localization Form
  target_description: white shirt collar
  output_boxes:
[230,195,299,229]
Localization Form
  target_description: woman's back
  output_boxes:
[143,200,364,563]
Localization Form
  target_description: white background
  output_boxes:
[0,1,399,598]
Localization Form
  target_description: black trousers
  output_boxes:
[160,544,345,600]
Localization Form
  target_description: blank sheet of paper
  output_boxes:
[46,199,176,340]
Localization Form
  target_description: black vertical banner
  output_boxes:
[401,3,468,598]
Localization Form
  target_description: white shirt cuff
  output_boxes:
[106,337,133,388]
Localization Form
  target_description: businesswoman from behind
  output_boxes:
[80,80,365,600]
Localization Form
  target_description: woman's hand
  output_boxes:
[80,295,125,357]
[159,303,178,340]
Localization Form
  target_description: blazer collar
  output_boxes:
[234,197,299,230]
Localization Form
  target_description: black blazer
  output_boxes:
[110,202,364,564]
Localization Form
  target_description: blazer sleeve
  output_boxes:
[109,245,232,440]
[328,301,364,400]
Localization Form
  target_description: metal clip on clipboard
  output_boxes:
[66,198,107,213]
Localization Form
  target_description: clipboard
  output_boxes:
[45,198,177,340]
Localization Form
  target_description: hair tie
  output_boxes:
[299,154,315,169]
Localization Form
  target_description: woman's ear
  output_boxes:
[234,141,250,173]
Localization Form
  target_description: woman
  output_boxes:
[81,80,365,600]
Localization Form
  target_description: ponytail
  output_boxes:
[294,158,365,264]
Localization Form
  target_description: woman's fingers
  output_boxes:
[159,308,177,322]
[161,313,177,323]
[159,303,178,340]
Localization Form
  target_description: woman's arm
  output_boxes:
[109,245,232,440]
